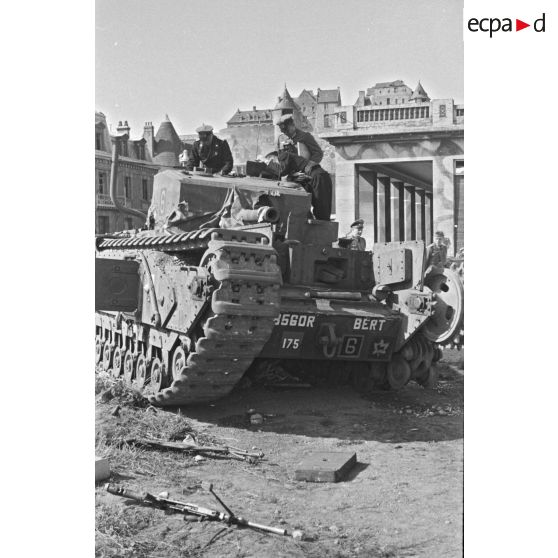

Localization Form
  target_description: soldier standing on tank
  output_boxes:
[343,219,366,250]
[426,231,448,267]
[275,114,323,168]
[185,124,234,175]
[264,146,332,221]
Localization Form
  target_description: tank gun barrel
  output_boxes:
[110,136,148,222]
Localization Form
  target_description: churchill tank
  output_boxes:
[96,139,463,406]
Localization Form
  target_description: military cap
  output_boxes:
[434,230,445,237]
[274,114,294,126]
[196,124,214,133]
[350,219,364,228]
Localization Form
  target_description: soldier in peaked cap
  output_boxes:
[263,146,332,221]
[342,219,366,250]
[185,124,234,175]
[274,114,323,167]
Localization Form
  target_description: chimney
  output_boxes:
[253,106,257,111]
[116,120,130,135]
[357,91,366,106]
[143,121,155,155]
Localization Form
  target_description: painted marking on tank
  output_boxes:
[371,339,390,356]
[273,313,316,328]
[352,317,387,331]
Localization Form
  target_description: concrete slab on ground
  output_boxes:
[294,451,356,482]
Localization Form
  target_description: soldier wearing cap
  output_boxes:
[263,147,332,221]
[185,124,234,175]
[274,114,323,168]
[426,231,448,267]
[343,219,366,250]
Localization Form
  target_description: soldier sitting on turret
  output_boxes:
[263,144,332,221]
[274,114,323,168]
[185,124,233,175]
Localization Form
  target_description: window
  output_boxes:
[395,99,398,104]
[136,143,145,160]
[439,104,447,118]
[121,141,128,157]
[124,176,131,199]
[98,172,106,194]
[386,98,390,106]
[97,216,110,234]
[95,132,103,151]
[142,178,149,200]
[339,111,347,124]
[323,115,331,128]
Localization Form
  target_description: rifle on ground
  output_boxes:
[105,482,289,537]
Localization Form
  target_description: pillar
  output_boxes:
[333,160,357,235]
[390,180,404,241]
[358,170,377,244]
[415,188,425,241]
[404,185,416,241]
[376,175,390,242]
[425,192,433,244]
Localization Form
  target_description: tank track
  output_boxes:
[96,229,281,406]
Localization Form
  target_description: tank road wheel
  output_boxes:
[386,355,411,390]
[102,343,113,372]
[134,354,148,387]
[123,351,136,383]
[149,358,165,393]
[416,363,438,389]
[171,346,187,381]
[95,337,103,365]
[111,347,124,378]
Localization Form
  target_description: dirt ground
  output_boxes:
[95,350,463,558]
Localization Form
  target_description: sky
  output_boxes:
[96,0,463,136]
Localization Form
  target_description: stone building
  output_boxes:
[95,112,183,233]
[321,81,464,254]
[221,85,341,178]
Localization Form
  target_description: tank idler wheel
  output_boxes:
[149,358,165,393]
[95,337,103,365]
[351,363,374,393]
[171,346,188,381]
[134,354,148,388]
[386,355,411,390]
[111,347,124,378]
[416,363,439,389]
[123,351,136,384]
[102,343,114,372]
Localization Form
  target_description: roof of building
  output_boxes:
[296,89,317,101]
[410,81,430,101]
[154,115,182,166]
[317,88,341,104]
[227,108,273,124]
[371,80,406,89]
[275,86,299,110]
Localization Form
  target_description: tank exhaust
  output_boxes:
[110,136,148,222]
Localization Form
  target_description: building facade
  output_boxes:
[321,81,464,254]
[95,113,183,234]
[220,85,341,178]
